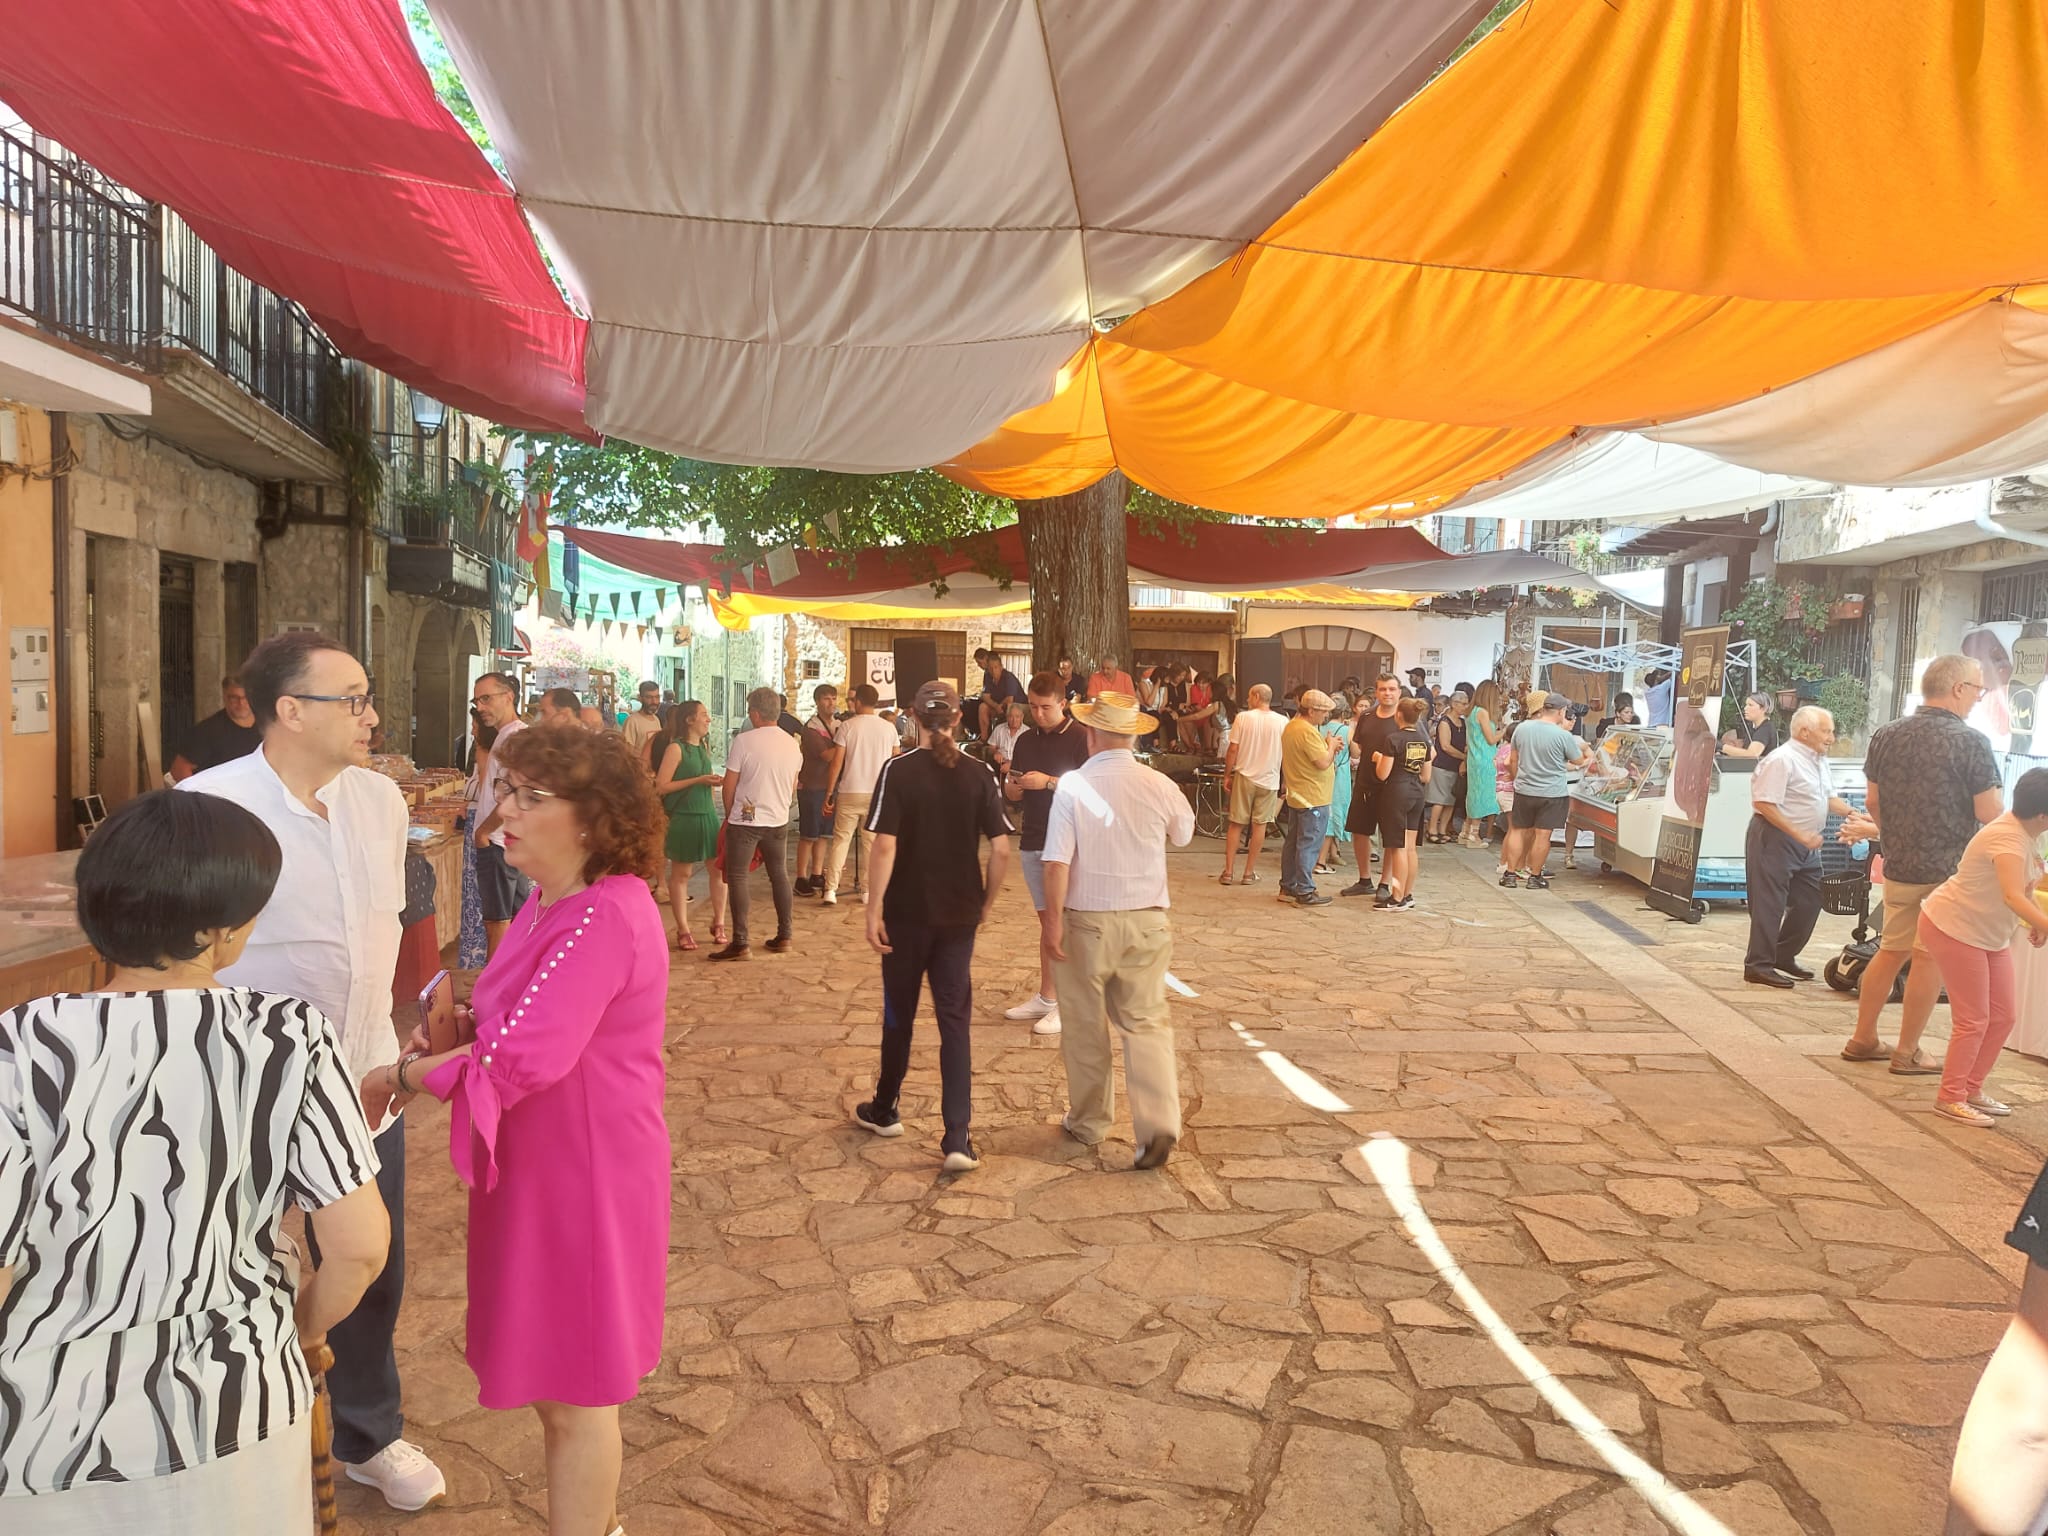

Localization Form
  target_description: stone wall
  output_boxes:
[64,417,264,805]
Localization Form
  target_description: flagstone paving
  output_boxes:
[336,837,2048,1534]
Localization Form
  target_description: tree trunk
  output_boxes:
[1015,471,1131,677]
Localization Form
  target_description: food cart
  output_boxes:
[1567,726,1754,900]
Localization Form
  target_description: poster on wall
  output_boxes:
[1647,624,1729,924]
[865,648,897,707]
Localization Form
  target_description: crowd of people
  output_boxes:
[0,636,1215,1533]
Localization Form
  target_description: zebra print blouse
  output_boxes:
[0,988,379,1496]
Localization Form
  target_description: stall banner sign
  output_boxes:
[1648,624,1729,925]
[866,648,897,706]
[1648,817,1704,919]
[1680,624,1729,707]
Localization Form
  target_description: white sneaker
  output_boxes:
[820,888,837,906]
[1006,993,1057,1021]
[343,1439,446,1511]
[1031,1009,1062,1036]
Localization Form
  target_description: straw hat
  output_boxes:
[1071,690,1157,736]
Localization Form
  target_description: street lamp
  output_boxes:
[410,392,446,437]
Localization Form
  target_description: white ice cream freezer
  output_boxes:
[1566,727,1749,890]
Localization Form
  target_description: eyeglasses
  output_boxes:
[471,688,511,706]
[492,776,563,812]
[289,692,375,717]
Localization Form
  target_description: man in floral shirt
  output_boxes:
[1844,653,2003,1071]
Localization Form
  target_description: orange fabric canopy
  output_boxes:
[943,0,2048,517]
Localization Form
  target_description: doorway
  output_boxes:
[159,555,198,756]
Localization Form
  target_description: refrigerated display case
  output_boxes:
[1566,726,1753,892]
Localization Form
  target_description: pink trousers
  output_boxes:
[1918,913,2015,1105]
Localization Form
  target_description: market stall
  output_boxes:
[372,756,470,954]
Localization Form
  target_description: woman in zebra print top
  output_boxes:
[0,791,388,1534]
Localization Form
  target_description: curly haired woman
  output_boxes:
[366,724,671,1536]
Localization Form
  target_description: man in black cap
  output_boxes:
[855,681,1012,1172]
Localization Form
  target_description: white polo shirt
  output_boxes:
[1751,738,1833,839]
[833,712,898,796]
[181,746,409,1092]
[1042,747,1195,911]
[475,714,526,847]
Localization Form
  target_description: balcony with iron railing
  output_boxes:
[377,446,514,608]
[0,125,340,463]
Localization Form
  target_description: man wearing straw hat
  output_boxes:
[1040,690,1196,1169]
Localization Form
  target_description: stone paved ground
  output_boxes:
[336,832,2048,1535]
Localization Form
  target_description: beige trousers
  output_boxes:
[1053,907,1181,1147]
[825,792,873,893]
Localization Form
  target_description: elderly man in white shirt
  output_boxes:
[181,631,444,1511]
[1744,704,1855,989]
[1041,691,1197,1170]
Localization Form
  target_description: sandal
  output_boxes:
[711,921,730,946]
[1840,1038,1893,1062]
[677,930,698,952]
[1218,872,1236,886]
[1890,1049,1943,1076]
[1240,872,1261,884]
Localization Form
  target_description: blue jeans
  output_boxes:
[1283,803,1329,897]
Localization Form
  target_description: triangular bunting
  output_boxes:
[608,593,622,617]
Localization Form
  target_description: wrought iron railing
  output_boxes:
[0,127,337,440]
[158,211,336,438]
[373,453,511,561]
[0,131,155,365]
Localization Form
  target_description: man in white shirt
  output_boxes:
[714,686,804,960]
[1219,683,1284,884]
[621,679,664,763]
[823,682,897,905]
[469,671,529,955]
[1744,705,1854,988]
[181,631,445,1511]
[1041,691,1196,1170]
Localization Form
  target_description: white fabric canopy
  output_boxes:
[1442,431,1824,524]
[1645,295,2048,487]
[1351,549,1609,594]
[426,0,1494,471]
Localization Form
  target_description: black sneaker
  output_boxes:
[1372,891,1394,909]
[1340,879,1375,897]
[1499,870,1520,888]
[1525,874,1551,890]
[1297,893,1332,907]
[1376,883,1390,900]
[795,876,818,897]
[942,1143,981,1173]
[854,1101,904,1138]
[1389,895,1417,911]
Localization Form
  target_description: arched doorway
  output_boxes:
[1272,624,1394,696]
[412,606,454,768]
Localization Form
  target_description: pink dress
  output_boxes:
[423,873,671,1409]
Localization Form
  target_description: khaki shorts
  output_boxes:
[1230,775,1279,826]
[1879,878,1941,953]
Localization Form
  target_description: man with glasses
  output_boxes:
[470,671,531,956]
[182,631,446,1511]
[1842,653,2004,1071]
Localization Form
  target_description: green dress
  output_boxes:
[661,740,719,862]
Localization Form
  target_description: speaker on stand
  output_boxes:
[892,637,940,702]
[1236,636,1285,699]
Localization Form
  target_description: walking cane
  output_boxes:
[304,1338,340,1535]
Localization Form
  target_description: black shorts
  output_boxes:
[2008,1159,2048,1267]
[1345,781,1379,838]
[476,842,532,922]
[1510,792,1569,832]
[1377,790,1425,846]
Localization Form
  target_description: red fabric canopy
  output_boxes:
[562,521,1446,596]
[0,0,586,433]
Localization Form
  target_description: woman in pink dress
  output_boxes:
[364,724,670,1536]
